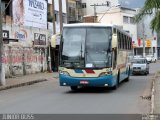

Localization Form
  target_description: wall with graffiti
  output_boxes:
[2,23,49,77]
[2,46,48,78]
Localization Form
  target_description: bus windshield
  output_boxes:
[61,27,112,68]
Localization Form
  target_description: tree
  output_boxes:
[135,0,160,32]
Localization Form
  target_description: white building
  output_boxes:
[97,6,137,45]
[136,9,158,59]
[81,0,119,16]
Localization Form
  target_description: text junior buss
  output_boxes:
[2,114,34,120]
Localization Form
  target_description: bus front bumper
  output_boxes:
[59,74,116,87]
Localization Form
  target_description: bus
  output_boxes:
[56,23,132,90]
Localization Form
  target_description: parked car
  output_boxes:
[146,55,156,63]
[131,58,149,75]
[133,55,143,58]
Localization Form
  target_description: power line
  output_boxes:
[98,4,120,22]
[2,0,12,16]
[90,1,111,22]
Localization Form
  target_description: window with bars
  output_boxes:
[123,16,129,23]
[82,3,86,8]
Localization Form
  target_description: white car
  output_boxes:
[133,55,143,58]
[131,58,149,75]
[146,55,156,63]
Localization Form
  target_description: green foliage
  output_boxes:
[157,70,160,75]
[134,0,160,32]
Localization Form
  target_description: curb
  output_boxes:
[150,72,158,114]
[0,79,47,91]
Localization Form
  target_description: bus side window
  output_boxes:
[122,34,125,49]
[130,38,132,50]
[127,37,129,50]
[118,32,121,49]
[124,35,126,49]
[120,33,123,49]
[113,48,117,69]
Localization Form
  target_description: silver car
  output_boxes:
[131,58,149,75]
[146,55,156,63]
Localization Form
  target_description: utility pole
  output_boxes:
[142,21,146,57]
[90,1,110,23]
[52,0,56,34]
[59,0,63,33]
[90,4,97,22]
[47,0,56,72]
[66,0,69,23]
[0,0,5,86]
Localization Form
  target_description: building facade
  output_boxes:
[81,0,119,16]
[1,0,67,77]
[135,9,158,59]
[67,0,83,23]
[97,6,137,46]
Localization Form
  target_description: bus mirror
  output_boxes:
[112,35,117,48]
[51,33,61,48]
[51,34,56,48]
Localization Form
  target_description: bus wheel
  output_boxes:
[125,68,130,82]
[70,86,78,91]
[111,73,119,90]
[111,84,118,90]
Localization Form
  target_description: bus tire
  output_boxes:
[111,72,119,90]
[125,67,130,82]
[70,86,78,91]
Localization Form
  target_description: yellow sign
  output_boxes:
[146,40,152,47]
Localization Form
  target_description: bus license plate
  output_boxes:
[80,81,89,84]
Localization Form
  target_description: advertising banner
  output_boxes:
[146,40,152,48]
[34,33,46,45]
[12,0,47,29]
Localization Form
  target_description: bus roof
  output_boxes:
[63,23,131,37]
[63,23,113,28]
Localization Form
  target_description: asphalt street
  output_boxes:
[0,63,159,114]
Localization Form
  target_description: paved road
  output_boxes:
[0,63,159,114]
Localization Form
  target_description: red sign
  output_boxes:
[138,38,141,46]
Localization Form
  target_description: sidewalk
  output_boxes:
[0,72,59,91]
[153,72,160,113]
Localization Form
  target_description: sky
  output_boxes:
[119,0,146,8]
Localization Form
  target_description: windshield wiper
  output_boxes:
[80,41,83,60]
[85,51,97,68]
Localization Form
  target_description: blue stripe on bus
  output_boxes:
[59,71,129,87]
[59,74,117,87]
[75,69,84,73]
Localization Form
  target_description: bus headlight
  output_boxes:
[60,71,70,76]
[99,72,112,77]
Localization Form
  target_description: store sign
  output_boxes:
[138,38,141,47]
[34,33,46,45]
[3,30,9,38]
[146,40,152,47]
[14,29,28,40]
